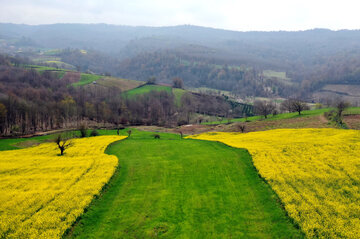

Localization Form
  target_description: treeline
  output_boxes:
[0,56,251,136]
[117,51,297,98]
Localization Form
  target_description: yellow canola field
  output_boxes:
[188,129,360,238]
[0,135,126,239]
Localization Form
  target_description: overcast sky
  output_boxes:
[0,0,359,31]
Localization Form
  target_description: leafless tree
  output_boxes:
[281,99,309,115]
[172,77,184,89]
[147,76,156,85]
[280,99,293,113]
[55,134,72,156]
[290,99,309,115]
[236,123,246,133]
[254,100,275,119]
[334,100,350,120]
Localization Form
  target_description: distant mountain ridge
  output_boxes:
[1,23,360,101]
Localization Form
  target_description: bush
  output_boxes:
[90,129,99,136]
[153,134,160,139]
[79,124,87,138]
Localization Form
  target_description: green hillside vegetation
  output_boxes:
[123,84,172,98]
[204,108,333,125]
[43,49,63,56]
[66,129,303,238]
[23,65,69,79]
[172,88,186,106]
[96,77,144,92]
[0,135,53,151]
[263,70,290,80]
[72,73,104,87]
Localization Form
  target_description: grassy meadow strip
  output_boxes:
[0,135,126,238]
[72,73,103,86]
[203,108,333,125]
[123,84,172,98]
[68,131,302,238]
[188,129,360,238]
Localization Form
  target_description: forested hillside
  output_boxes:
[0,55,250,136]
[1,24,360,101]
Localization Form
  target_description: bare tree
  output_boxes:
[172,77,184,89]
[236,123,246,133]
[290,99,309,115]
[334,100,350,122]
[281,99,309,115]
[55,134,72,156]
[280,99,293,113]
[147,76,156,85]
[254,100,275,119]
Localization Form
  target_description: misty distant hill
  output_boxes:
[1,23,360,101]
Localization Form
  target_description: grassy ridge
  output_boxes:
[96,77,144,92]
[67,130,303,238]
[72,73,103,87]
[123,84,172,98]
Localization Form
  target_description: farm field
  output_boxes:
[96,76,144,92]
[0,135,126,238]
[202,107,360,125]
[72,73,104,87]
[67,130,302,238]
[123,84,172,98]
[189,128,360,238]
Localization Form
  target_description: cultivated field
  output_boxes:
[67,130,302,238]
[0,136,125,238]
[72,73,104,87]
[123,84,172,98]
[189,129,360,238]
[96,77,144,92]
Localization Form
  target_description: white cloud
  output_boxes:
[0,0,359,31]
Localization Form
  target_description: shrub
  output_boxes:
[90,129,99,136]
[153,134,160,139]
[79,124,88,138]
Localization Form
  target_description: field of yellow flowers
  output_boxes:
[189,129,360,238]
[0,135,125,239]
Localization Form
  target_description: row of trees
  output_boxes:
[253,98,313,119]
[254,98,351,122]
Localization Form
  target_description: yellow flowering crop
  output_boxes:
[0,135,126,239]
[188,129,360,238]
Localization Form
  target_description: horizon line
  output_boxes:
[1,22,359,33]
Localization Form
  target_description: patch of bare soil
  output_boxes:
[344,115,360,130]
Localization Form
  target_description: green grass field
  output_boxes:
[123,84,172,98]
[66,129,302,238]
[263,70,290,80]
[172,88,186,106]
[204,108,334,125]
[96,77,144,92]
[22,65,69,79]
[0,134,55,151]
[72,73,104,87]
